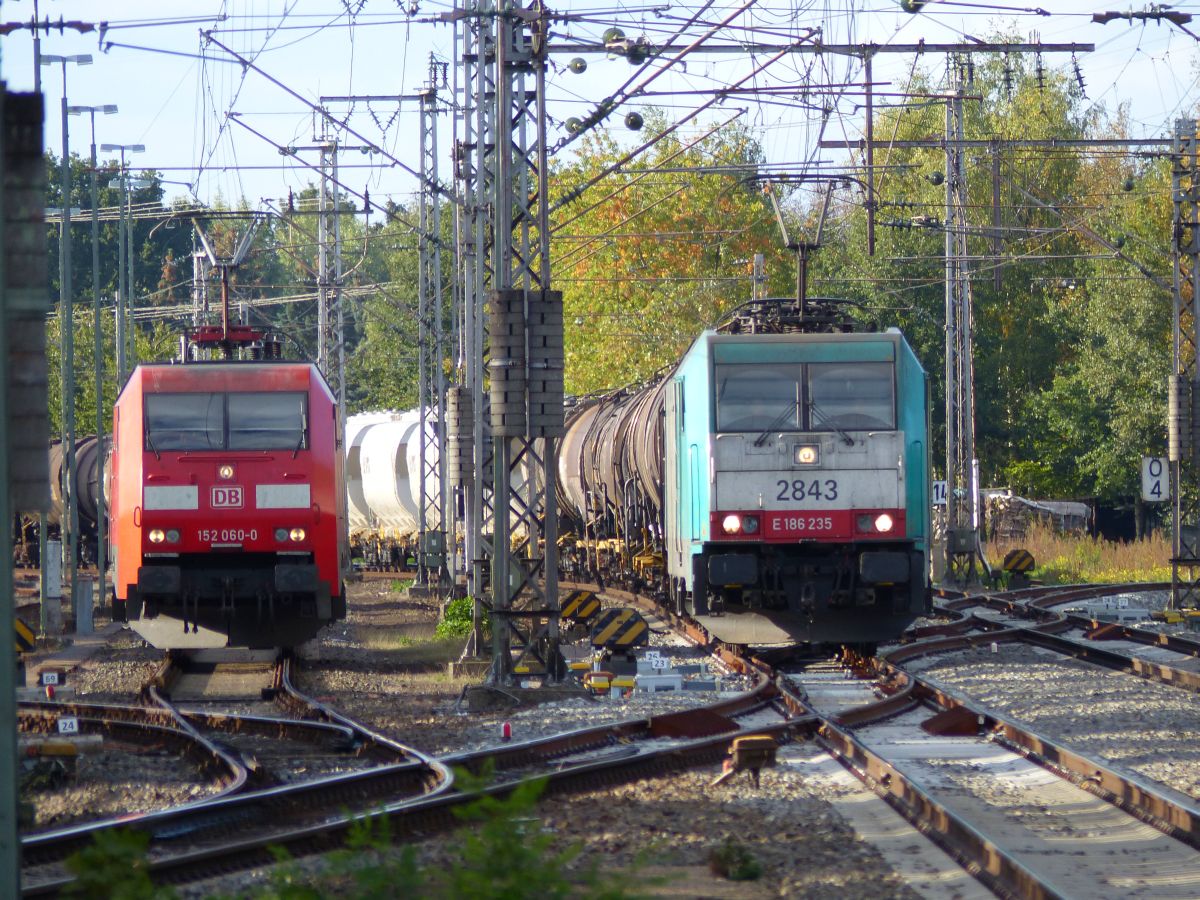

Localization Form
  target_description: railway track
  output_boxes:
[599,580,1200,897]
[22,579,1200,896]
[19,653,447,892]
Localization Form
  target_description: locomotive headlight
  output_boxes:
[218,464,235,480]
[721,514,742,535]
[741,515,760,534]
[794,444,819,465]
[874,513,894,533]
[289,528,307,542]
[275,528,289,542]
[148,529,166,544]
[165,529,181,544]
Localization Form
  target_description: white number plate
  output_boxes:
[57,717,79,734]
[197,528,259,543]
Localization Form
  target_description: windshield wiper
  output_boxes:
[292,403,308,459]
[753,402,801,447]
[808,399,855,446]
[145,429,162,461]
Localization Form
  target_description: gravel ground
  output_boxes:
[21,747,217,832]
[18,627,224,833]
[180,762,922,900]
[25,577,947,896]
[52,630,162,701]
[171,579,928,897]
[909,641,1200,800]
[296,583,755,756]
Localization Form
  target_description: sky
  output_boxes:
[1,1,1199,212]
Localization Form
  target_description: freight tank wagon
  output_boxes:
[664,328,930,645]
[110,361,348,649]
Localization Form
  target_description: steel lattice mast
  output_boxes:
[456,0,563,683]
[417,61,450,589]
[943,57,983,584]
[1170,120,1200,609]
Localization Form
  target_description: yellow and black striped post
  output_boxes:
[560,589,600,622]
[589,607,649,649]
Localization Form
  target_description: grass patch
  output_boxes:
[986,523,1170,584]
[390,578,415,594]
[359,630,466,665]
[361,629,416,651]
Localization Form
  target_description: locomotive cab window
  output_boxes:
[807,363,895,430]
[144,392,308,451]
[229,392,307,450]
[145,393,224,450]
[714,361,895,433]
[715,364,803,431]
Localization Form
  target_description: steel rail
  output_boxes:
[20,657,451,880]
[589,579,1200,897]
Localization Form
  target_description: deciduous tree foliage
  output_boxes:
[41,56,1180,529]
[550,112,793,394]
[810,52,1173,523]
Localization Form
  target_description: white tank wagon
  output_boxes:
[346,410,443,568]
[346,407,546,570]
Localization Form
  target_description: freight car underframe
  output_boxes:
[124,553,346,648]
[675,541,927,645]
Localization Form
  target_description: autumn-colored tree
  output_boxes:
[550,112,794,394]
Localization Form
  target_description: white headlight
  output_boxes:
[721,514,741,535]
[218,464,235,480]
[794,445,819,465]
[148,529,165,544]
[874,513,894,533]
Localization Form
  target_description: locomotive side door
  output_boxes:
[663,377,686,582]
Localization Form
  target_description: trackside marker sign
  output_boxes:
[1142,457,1168,503]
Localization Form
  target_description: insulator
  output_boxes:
[488,290,526,437]
[446,386,474,488]
[569,57,587,74]
[528,291,564,438]
[624,111,644,131]
[1170,375,1187,463]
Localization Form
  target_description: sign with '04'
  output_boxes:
[1142,457,1169,503]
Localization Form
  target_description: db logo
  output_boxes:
[211,486,244,509]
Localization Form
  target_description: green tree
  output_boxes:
[551,112,793,393]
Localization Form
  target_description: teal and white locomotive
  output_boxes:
[558,298,931,648]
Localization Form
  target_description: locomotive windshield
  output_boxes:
[228,393,307,450]
[715,364,803,431]
[807,363,895,430]
[144,394,224,450]
[714,362,895,432]
[145,392,308,451]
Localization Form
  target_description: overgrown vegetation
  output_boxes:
[987,524,1170,584]
[435,595,487,639]
[62,829,176,899]
[707,839,762,882]
[199,766,628,898]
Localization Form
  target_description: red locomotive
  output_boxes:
[110,342,347,649]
